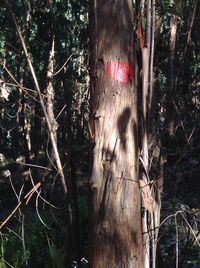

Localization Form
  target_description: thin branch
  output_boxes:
[55,104,66,121]
[35,189,51,229]
[0,202,21,230]
[25,182,41,205]
[180,212,200,246]
[175,214,179,268]
[183,0,198,59]
[173,101,188,142]
[6,82,36,94]
[1,61,39,103]
[46,135,58,172]
[5,0,67,194]
[8,174,19,202]
[18,183,25,203]
[21,214,28,266]
[1,258,14,268]
[12,161,52,171]
[53,54,73,76]
[6,227,22,240]
[139,156,151,181]
[0,181,47,230]
[143,209,200,249]
[148,0,155,119]
[29,169,58,209]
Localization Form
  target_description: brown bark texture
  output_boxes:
[89,1,144,267]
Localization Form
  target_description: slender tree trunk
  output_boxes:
[20,3,32,163]
[148,0,155,129]
[11,3,32,162]
[45,37,57,147]
[166,14,179,138]
[89,1,143,267]
[55,32,83,266]
[18,62,31,163]
[31,101,42,161]
[140,2,151,267]
[183,0,198,59]
[137,2,161,267]
[6,0,68,194]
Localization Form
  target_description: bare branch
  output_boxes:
[5,1,67,194]
[53,54,73,76]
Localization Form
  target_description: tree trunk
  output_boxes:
[166,14,179,138]
[136,2,161,267]
[140,2,151,267]
[45,36,57,147]
[89,1,143,267]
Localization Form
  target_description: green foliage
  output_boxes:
[48,243,65,268]
[0,210,67,268]
[0,261,7,268]
[0,237,7,268]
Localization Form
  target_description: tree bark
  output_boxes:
[136,2,161,267]
[166,14,179,138]
[89,1,143,267]
[140,2,151,267]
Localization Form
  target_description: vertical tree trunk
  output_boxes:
[31,101,42,161]
[18,62,31,163]
[89,1,143,267]
[140,2,151,267]
[11,3,32,162]
[136,2,161,267]
[19,2,32,163]
[45,37,57,147]
[183,0,198,59]
[166,14,179,138]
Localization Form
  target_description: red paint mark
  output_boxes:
[107,62,134,84]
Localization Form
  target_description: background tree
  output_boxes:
[0,0,89,267]
[0,0,199,267]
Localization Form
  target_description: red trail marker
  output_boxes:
[107,62,134,85]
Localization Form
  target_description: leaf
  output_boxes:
[49,244,65,268]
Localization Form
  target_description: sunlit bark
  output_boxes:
[89,1,143,267]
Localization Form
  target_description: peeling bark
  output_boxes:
[89,1,143,267]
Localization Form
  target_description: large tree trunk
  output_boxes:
[89,1,144,267]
